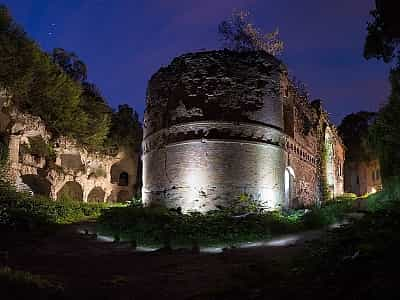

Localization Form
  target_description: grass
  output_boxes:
[286,179,400,297]
[97,199,354,248]
[0,180,110,231]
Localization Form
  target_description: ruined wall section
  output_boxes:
[0,99,139,203]
[281,78,322,207]
[345,159,381,196]
[143,50,287,212]
[281,79,345,206]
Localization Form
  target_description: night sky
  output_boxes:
[3,0,391,124]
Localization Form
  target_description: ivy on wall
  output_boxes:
[320,139,332,201]
[19,136,55,162]
[0,136,8,173]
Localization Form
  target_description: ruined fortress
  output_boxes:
[1,50,345,210]
[0,95,139,203]
[142,50,344,212]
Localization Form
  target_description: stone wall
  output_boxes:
[143,50,287,212]
[0,99,140,203]
[143,50,345,212]
[345,159,382,196]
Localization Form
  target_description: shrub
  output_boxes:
[363,176,400,212]
[0,180,107,230]
[97,204,351,248]
[19,136,55,162]
[301,201,352,229]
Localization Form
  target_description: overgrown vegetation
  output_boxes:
[364,0,400,184]
[338,111,377,162]
[320,137,331,201]
[0,5,141,153]
[19,136,55,162]
[0,135,7,173]
[0,181,107,230]
[98,199,353,248]
[290,178,400,298]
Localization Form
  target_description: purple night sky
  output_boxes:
[3,0,391,124]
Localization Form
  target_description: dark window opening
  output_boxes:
[119,172,129,186]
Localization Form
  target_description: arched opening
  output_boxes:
[284,166,296,208]
[118,172,129,186]
[57,181,83,201]
[87,187,105,203]
[20,174,51,196]
[325,128,335,197]
[117,190,130,203]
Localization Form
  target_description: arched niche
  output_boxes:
[118,172,129,186]
[21,174,51,197]
[57,181,83,201]
[284,166,296,208]
[87,187,105,203]
[110,163,129,186]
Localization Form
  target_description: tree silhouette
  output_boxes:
[364,0,400,181]
[218,10,284,55]
[52,48,87,83]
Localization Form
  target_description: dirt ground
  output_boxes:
[1,223,328,300]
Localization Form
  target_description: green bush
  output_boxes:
[98,207,305,247]
[296,196,400,290]
[19,136,55,161]
[301,200,353,229]
[0,181,107,230]
[97,203,351,248]
[363,176,400,212]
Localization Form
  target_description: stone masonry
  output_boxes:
[142,50,345,212]
[0,98,139,203]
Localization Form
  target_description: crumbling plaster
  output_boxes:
[1,102,139,203]
[143,50,345,212]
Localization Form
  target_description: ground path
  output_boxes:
[2,220,347,300]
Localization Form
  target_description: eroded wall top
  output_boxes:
[144,50,287,137]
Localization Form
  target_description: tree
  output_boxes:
[52,48,87,83]
[1,5,142,154]
[369,71,400,179]
[77,83,112,149]
[218,10,284,55]
[0,5,85,138]
[338,111,377,162]
[364,0,400,181]
[364,0,400,65]
[106,104,142,152]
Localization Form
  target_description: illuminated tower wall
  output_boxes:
[142,50,287,212]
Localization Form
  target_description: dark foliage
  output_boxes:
[364,0,400,183]
[369,70,400,180]
[97,201,352,248]
[364,0,400,65]
[105,104,142,152]
[0,181,106,231]
[292,180,400,299]
[52,48,87,83]
[338,111,377,162]
[0,267,63,300]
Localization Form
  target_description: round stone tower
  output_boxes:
[142,50,287,212]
